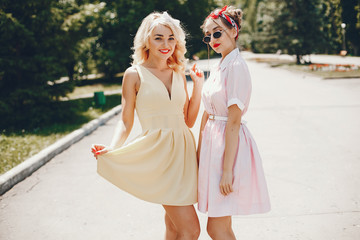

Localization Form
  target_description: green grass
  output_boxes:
[0,93,121,175]
[67,83,121,99]
[1,127,74,174]
[282,64,360,79]
[249,57,360,79]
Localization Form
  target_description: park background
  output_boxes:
[1,0,360,195]
[1,0,360,239]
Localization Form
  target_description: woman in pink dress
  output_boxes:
[197,5,271,239]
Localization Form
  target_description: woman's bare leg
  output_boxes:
[164,212,178,240]
[163,205,200,240]
[207,216,236,240]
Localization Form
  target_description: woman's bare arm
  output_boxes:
[109,67,139,149]
[220,105,242,195]
[182,65,204,128]
[197,111,209,163]
[93,67,139,156]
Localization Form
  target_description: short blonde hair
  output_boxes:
[132,12,187,73]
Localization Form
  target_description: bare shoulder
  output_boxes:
[123,66,140,84]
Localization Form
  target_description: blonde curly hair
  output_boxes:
[132,12,187,73]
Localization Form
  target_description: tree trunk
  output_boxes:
[350,42,359,56]
[296,54,301,64]
[66,62,75,82]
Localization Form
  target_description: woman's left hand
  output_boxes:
[189,63,204,86]
[219,171,234,196]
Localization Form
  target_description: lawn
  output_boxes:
[0,93,121,175]
[249,57,360,79]
[66,83,122,99]
[282,64,360,79]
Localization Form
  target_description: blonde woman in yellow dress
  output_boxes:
[91,12,204,240]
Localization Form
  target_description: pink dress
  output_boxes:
[198,48,271,217]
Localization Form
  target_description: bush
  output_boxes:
[0,94,121,132]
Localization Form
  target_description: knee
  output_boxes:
[192,226,201,238]
[167,225,177,235]
[207,223,231,239]
[178,225,200,239]
[189,225,201,239]
[165,215,177,235]
[207,223,217,239]
[166,221,177,233]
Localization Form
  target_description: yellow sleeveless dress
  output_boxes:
[97,65,198,206]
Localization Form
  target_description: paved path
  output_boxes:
[1,57,360,240]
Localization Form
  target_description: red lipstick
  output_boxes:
[213,43,220,48]
[159,49,170,54]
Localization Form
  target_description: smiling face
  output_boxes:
[203,18,237,57]
[147,24,177,61]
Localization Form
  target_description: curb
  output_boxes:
[322,76,360,80]
[0,105,122,195]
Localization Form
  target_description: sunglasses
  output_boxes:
[202,30,225,44]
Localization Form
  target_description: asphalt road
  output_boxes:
[1,55,360,240]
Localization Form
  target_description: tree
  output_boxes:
[250,0,280,53]
[320,0,343,54]
[92,0,156,78]
[54,1,103,82]
[273,0,326,64]
[0,0,69,116]
[93,0,218,77]
[341,0,360,56]
[174,0,218,57]
[0,0,98,129]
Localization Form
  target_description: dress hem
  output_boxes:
[197,206,271,217]
[97,169,197,206]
